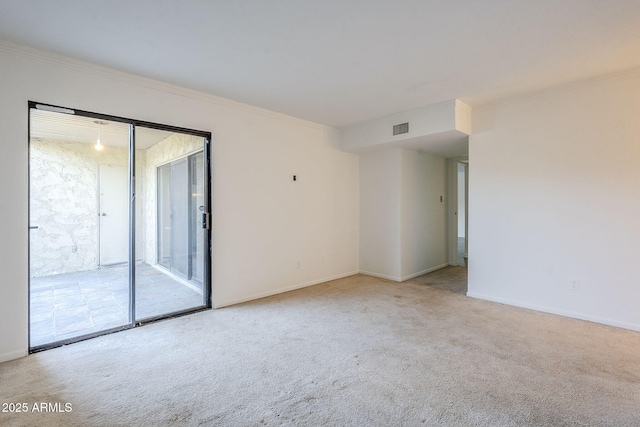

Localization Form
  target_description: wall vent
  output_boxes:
[393,122,409,135]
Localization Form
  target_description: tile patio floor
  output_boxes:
[29,263,204,348]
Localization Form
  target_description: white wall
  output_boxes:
[359,148,447,281]
[359,149,401,279]
[400,149,447,279]
[0,42,359,362]
[468,72,640,331]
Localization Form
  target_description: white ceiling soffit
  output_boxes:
[2,1,640,128]
[30,108,173,150]
[345,130,469,159]
[400,131,469,159]
[340,99,470,157]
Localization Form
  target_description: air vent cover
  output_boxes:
[393,122,409,135]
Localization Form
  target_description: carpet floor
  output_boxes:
[1,268,639,426]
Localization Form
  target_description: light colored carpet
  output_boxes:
[413,265,468,295]
[2,268,640,426]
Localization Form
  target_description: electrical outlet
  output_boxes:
[570,279,580,291]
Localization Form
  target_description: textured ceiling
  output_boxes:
[1,0,640,128]
[30,108,173,150]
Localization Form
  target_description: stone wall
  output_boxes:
[29,139,146,277]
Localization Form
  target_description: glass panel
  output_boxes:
[191,152,205,284]
[134,127,207,321]
[29,108,131,348]
[157,163,172,269]
[170,158,189,278]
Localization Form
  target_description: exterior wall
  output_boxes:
[29,131,201,278]
[29,139,134,277]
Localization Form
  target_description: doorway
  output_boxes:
[447,157,468,269]
[28,102,212,350]
[457,161,468,267]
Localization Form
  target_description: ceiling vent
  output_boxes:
[393,122,409,136]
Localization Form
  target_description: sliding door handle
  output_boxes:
[202,213,210,230]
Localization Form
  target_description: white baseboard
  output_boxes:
[467,292,640,332]
[0,349,28,363]
[359,270,401,282]
[400,263,449,281]
[360,263,450,282]
[213,270,360,308]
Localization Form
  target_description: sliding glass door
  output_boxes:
[134,127,209,321]
[28,103,211,351]
[156,152,205,281]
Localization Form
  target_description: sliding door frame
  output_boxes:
[28,101,212,352]
[155,150,205,282]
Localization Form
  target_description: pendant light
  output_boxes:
[95,130,104,151]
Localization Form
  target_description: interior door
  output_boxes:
[99,164,129,265]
